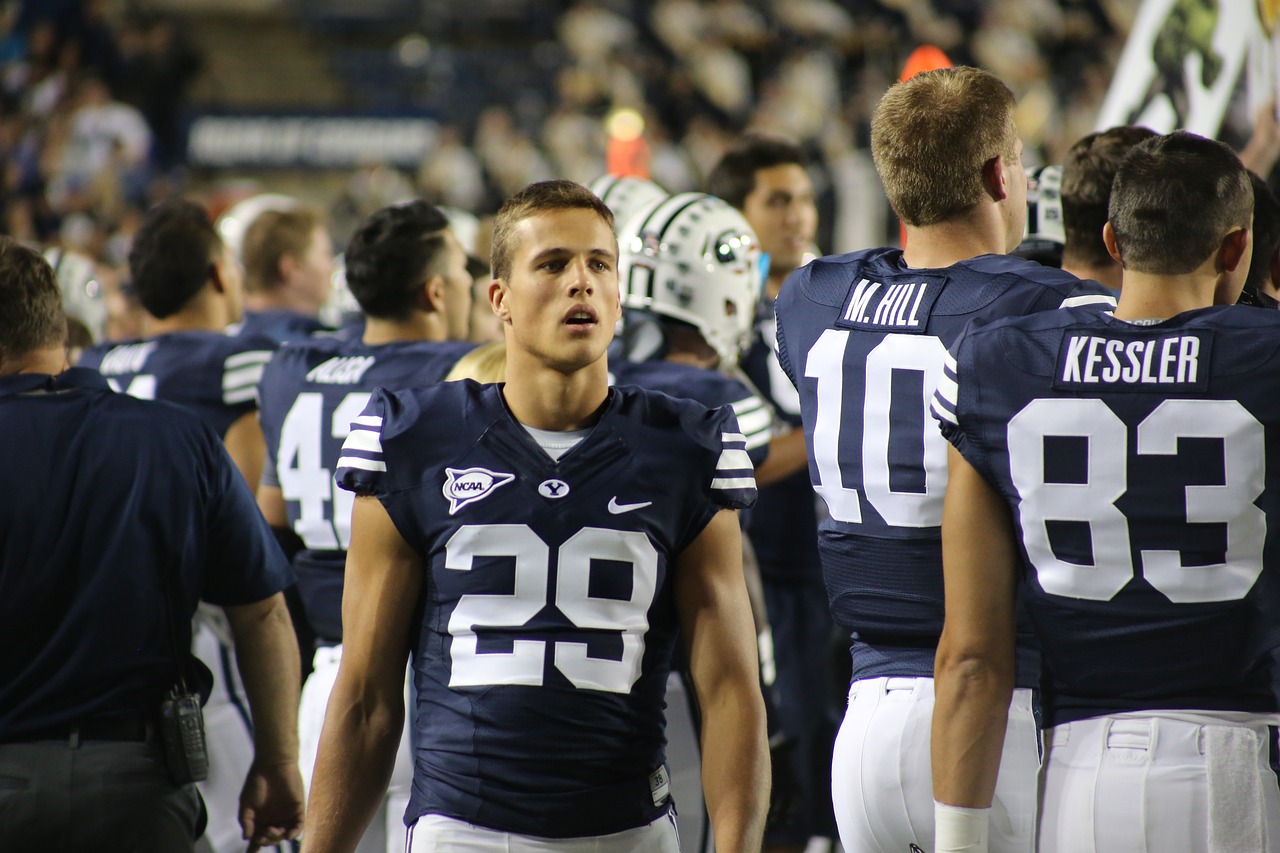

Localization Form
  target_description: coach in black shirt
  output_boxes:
[0,238,304,851]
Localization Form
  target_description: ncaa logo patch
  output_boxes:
[538,478,570,499]
[443,467,515,515]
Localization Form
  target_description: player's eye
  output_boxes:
[591,259,611,272]
[540,259,566,272]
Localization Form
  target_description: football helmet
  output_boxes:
[1014,164,1065,266]
[588,174,669,233]
[619,192,762,366]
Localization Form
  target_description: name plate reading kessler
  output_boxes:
[1053,329,1213,392]
[835,274,947,334]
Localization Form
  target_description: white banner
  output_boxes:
[187,115,439,168]
[1095,0,1261,136]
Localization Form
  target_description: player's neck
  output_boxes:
[362,312,447,346]
[501,351,610,431]
[765,271,790,301]
[901,216,1006,270]
[148,288,235,335]
[1061,256,1122,291]
[244,288,319,317]
[0,345,68,377]
[1112,270,1219,322]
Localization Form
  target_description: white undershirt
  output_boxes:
[520,423,590,461]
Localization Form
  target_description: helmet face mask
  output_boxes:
[619,192,762,367]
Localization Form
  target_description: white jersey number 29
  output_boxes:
[805,330,949,527]
[1008,398,1265,603]
[445,524,659,694]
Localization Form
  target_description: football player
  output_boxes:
[707,135,836,852]
[772,67,1115,853]
[255,200,475,853]
[77,199,284,853]
[237,205,336,342]
[931,132,1274,853]
[305,179,769,852]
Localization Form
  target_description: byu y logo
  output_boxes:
[443,467,516,515]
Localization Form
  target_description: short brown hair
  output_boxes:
[1061,126,1158,268]
[1109,132,1252,275]
[241,207,324,293]
[706,134,807,211]
[870,66,1018,226]
[0,238,65,369]
[490,180,615,282]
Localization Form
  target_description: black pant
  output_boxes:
[0,737,204,851]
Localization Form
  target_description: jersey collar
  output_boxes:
[0,367,111,399]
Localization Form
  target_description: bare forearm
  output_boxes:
[226,594,301,764]
[699,683,769,853]
[931,653,1012,808]
[303,687,404,852]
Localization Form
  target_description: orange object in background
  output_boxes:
[605,108,650,178]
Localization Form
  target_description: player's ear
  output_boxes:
[982,155,1008,202]
[1216,227,1249,274]
[490,279,511,323]
[1102,222,1122,265]
[417,274,447,314]
[207,259,226,294]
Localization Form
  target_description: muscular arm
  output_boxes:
[225,411,267,491]
[676,508,770,852]
[932,446,1019,810]
[257,484,288,528]
[224,593,304,850]
[753,427,809,488]
[304,495,422,852]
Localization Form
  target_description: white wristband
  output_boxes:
[934,801,991,853]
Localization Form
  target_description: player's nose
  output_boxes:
[567,257,594,296]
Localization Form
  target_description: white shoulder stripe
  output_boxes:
[743,429,770,451]
[716,448,754,471]
[225,349,274,369]
[337,456,388,472]
[935,373,959,407]
[342,429,383,454]
[224,386,257,405]
[1060,294,1116,308]
[730,395,766,415]
[931,398,959,426]
[223,363,266,392]
[943,351,957,372]
[352,414,383,428]
[711,476,756,490]
[735,408,772,438]
[721,432,747,446]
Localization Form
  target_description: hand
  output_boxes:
[240,758,305,852]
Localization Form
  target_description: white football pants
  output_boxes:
[831,676,1038,853]
[407,811,680,852]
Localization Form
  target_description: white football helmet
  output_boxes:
[619,192,762,367]
[588,174,669,233]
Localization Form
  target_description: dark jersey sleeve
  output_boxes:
[334,388,393,497]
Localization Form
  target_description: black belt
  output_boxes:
[4,714,155,745]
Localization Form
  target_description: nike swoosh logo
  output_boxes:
[607,497,652,515]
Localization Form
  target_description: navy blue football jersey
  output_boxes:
[257,336,475,641]
[80,330,277,437]
[610,358,772,468]
[740,304,824,582]
[234,308,332,344]
[934,306,1280,726]
[774,247,1114,679]
[335,381,756,838]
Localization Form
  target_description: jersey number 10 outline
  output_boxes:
[805,329,948,527]
[445,524,659,694]
[278,391,371,550]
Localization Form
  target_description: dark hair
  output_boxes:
[128,200,223,318]
[344,200,450,320]
[242,207,324,293]
[706,134,807,211]
[0,238,65,368]
[1243,171,1280,303]
[870,66,1017,226]
[490,180,615,282]
[1109,132,1252,275]
[1061,126,1158,268]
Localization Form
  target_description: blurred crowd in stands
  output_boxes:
[2,0,1271,348]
